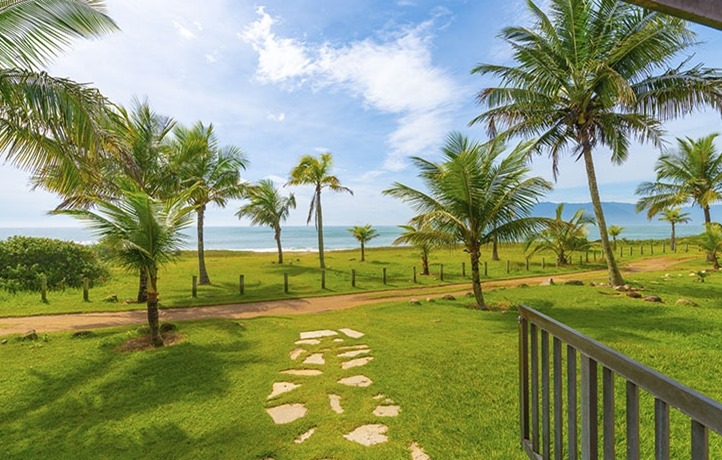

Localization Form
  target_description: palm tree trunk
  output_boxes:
[581,142,624,286]
[137,269,147,303]
[612,237,617,251]
[421,248,430,275]
[316,188,326,269]
[491,238,500,261]
[146,274,163,347]
[469,245,486,309]
[670,222,676,251]
[275,226,283,264]
[704,206,714,261]
[361,241,365,262]
[197,205,211,285]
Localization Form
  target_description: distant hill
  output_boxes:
[533,202,722,226]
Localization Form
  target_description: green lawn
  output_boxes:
[1,255,720,459]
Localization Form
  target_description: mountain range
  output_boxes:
[533,202,721,226]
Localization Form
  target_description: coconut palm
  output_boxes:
[471,0,722,286]
[348,225,378,262]
[393,215,454,276]
[0,1,117,185]
[235,179,296,264]
[658,208,691,251]
[527,204,595,265]
[54,182,194,347]
[287,153,353,269]
[384,133,552,309]
[169,122,247,285]
[608,225,624,251]
[696,223,722,270]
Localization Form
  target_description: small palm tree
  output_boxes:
[393,215,453,276]
[169,122,247,285]
[696,224,722,270]
[526,204,595,266]
[658,208,691,251]
[55,182,194,346]
[348,225,379,262]
[236,179,296,264]
[608,225,624,251]
[287,153,353,269]
[384,133,552,309]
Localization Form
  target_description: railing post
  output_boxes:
[627,381,640,460]
[553,337,563,460]
[519,316,530,447]
[603,367,615,459]
[581,355,598,460]
[531,324,539,452]
[568,346,578,460]
[691,420,709,460]
[542,331,551,460]
[655,398,670,460]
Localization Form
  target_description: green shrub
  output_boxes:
[0,236,109,292]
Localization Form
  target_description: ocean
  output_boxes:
[0,223,708,251]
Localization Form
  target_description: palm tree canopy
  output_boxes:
[392,214,457,250]
[348,224,379,244]
[636,134,722,218]
[608,225,624,238]
[287,152,353,224]
[236,179,296,229]
[658,207,691,225]
[383,132,552,248]
[526,203,595,257]
[471,0,722,178]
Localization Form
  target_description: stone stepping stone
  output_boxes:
[303,353,325,365]
[341,357,373,370]
[338,375,372,387]
[343,424,388,446]
[300,330,337,339]
[339,344,370,351]
[266,403,307,424]
[373,394,386,400]
[267,382,300,400]
[339,328,365,339]
[328,394,344,414]
[410,442,431,460]
[295,339,320,345]
[333,338,344,343]
[281,369,323,376]
[338,349,370,358]
[289,348,305,360]
[294,427,316,444]
[373,405,401,417]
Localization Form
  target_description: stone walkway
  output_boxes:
[264,327,431,459]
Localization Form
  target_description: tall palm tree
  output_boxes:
[657,208,691,251]
[384,133,552,309]
[55,182,194,347]
[1,1,117,186]
[526,204,595,265]
[471,0,722,286]
[348,225,378,262]
[287,153,352,269]
[235,179,296,264]
[170,122,247,285]
[608,225,624,251]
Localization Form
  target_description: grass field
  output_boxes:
[1,255,720,459]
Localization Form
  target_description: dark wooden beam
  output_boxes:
[622,0,722,30]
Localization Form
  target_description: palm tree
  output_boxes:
[471,0,722,287]
[393,215,452,276]
[658,208,691,251]
[384,133,552,309]
[287,153,353,269]
[1,1,117,185]
[348,225,378,262]
[235,179,296,264]
[526,204,595,265]
[54,182,194,347]
[608,225,624,251]
[170,122,247,285]
[696,223,722,270]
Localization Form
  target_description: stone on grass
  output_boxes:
[338,349,370,358]
[333,338,344,343]
[676,298,699,307]
[339,344,369,351]
[329,394,344,414]
[281,369,323,376]
[295,339,321,345]
[266,403,307,424]
[267,382,301,400]
[441,294,456,301]
[409,299,421,305]
[343,424,388,446]
[564,280,584,286]
[303,353,325,365]
[22,330,38,341]
[342,357,373,370]
[289,348,305,361]
[300,330,337,340]
[294,427,316,444]
[540,278,554,286]
[627,291,642,299]
[1,339,7,345]
[373,394,385,400]
[338,375,373,387]
[410,442,431,460]
[71,330,93,338]
[339,328,365,339]
[614,285,627,292]
[465,292,474,298]
[382,397,395,404]
[644,295,663,303]
[373,405,401,417]
[425,297,435,303]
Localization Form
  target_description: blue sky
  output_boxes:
[2,0,722,227]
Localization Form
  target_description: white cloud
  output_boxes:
[173,20,197,40]
[267,112,286,122]
[265,175,288,185]
[205,50,219,63]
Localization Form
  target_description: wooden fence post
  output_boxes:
[526,257,530,271]
[239,274,245,295]
[440,264,444,281]
[321,270,326,289]
[484,261,488,277]
[192,275,197,298]
[284,273,289,293]
[650,242,654,255]
[83,277,90,302]
[413,266,417,283]
[586,251,589,263]
[462,262,466,277]
[382,267,387,285]
[542,258,545,269]
[640,245,644,255]
[507,260,511,274]
[40,274,47,303]
[663,243,666,253]
[686,243,689,252]
[352,269,356,287]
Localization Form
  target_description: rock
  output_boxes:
[465,292,474,298]
[328,394,344,414]
[373,405,401,417]
[614,285,627,291]
[103,294,118,303]
[159,323,176,333]
[425,297,435,303]
[441,294,456,300]
[644,295,663,303]
[294,427,316,444]
[623,284,632,291]
[338,328,364,339]
[589,282,596,287]
[299,330,337,339]
[71,330,93,338]
[341,357,373,369]
[22,330,38,341]
[676,298,699,307]
[338,375,373,387]
[267,382,301,400]
[1,339,7,345]
[343,424,388,446]
[517,283,529,288]
[409,299,421,305]
[540,278,554,286]
[627,291,642,299]
[265,403,307,424]
[564,280,584,286]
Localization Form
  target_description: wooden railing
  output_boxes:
[518,305,722,459]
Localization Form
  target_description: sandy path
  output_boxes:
[0,256,692,336]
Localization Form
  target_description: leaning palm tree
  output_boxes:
[54,182,194,347]
[1,1,117,189]
[526,204,595,266]
[384,133,552,309]
[169,122,247,285]
[348,225,378,262]
[658,208,691,251]
[235,179,296,264]
[287,153,353,269]
[472,0,722,286]
[608,225,624,251]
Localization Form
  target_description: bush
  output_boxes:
[0,236,109,292]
